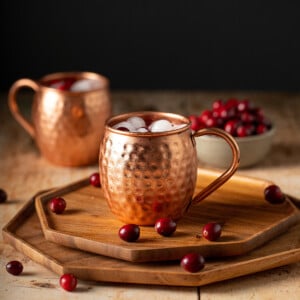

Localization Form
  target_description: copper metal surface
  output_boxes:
[8,72,111,166]
[99,112,240,225]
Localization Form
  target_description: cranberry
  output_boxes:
[0,188,7,203]
[251,107,265,122]
[119,224,140,242]
[225,98,238,109]
[188,115,201,131]
[198,110,212,124]
[224,119,239,136]
[180,253,205,273]
[89,172,101,187]
[116,126,130,131]
[256,123,268,134]
[49,78,76,91]
[205,116,218,128]
[245,123,256,136]
[264,185,286,204]
[155,217,177,236]
[6,260,23,276]
[49,197,66,214]
[236,125,250,137]
[188,98,272,138]
[202,222,222,241]
[240,112,255,123]
[237,99,250,112]
[59,273,77,291]
[212,99,223,110]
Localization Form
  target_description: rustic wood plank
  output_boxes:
[34,169,300,263]
[3,190,300,287]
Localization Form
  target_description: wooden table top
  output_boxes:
[1,90,300,299]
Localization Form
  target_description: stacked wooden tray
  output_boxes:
[3,168,300,286]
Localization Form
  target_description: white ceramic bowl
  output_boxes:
[195,127,276,169]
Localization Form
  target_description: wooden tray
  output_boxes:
[34,169,300,262]
[2,192,300,287]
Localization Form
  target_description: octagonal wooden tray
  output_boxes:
[2,191,300,287]
[34,169,300,262]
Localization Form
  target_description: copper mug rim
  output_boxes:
[105,111,191,137]
[38,71,110,94]
[103,111,240,209]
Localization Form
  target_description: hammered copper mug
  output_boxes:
[99,111,240,225]
[8,71,111,166]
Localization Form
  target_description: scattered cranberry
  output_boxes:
[119,224,140,242]
[6,260,23,276]
[264,185,286,204]
[89,172,101,187]
[180,253,205,273]
[0,188,7,203]
[202,222,222,241]
[49,197,66,214]
[59,273,77,292]
[155,217,177,237]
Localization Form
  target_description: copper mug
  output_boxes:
[8,72,111,166]
[99,111,240,225]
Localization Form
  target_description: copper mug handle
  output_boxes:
[191,128,240,205]
[8,78,39,138]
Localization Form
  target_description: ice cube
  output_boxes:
[127,116,146,129]
[149,119,173,132]
[113,121,136,132]
[136,127,149,133]
[172,124,187,130]
[70,79,103,92]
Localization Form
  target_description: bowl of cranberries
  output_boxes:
[190,99,275,168]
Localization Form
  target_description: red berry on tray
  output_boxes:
[0,188,7,203]
[155,217,177,237]
[49,197,66,214]
[89,172,101,187]
[119,224,140,242]
[264,185,286,204]
[202,222,222,241]
[6,260,23,276]
[59,273,77,291]
[181,253,205,273]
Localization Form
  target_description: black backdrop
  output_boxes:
[1,1,300,91]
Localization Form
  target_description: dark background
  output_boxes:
[1,1,300,91]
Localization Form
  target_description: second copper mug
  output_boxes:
[99,111,240,225]
[8,71,111,167]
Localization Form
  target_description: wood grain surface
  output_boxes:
[3,192,300,287]
[1,91,300,299]
[34,169,300,262]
